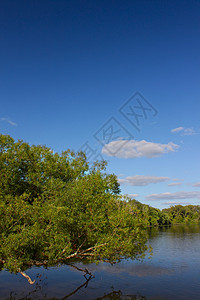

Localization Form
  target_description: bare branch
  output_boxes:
[0,243,108,276]
[18,269,35,285]
[63,242,107,260]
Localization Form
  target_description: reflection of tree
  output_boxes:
[7,273,48,300]
[169,224,200,235]
[94,290,147,300]
[5,276,147,300]
[6,270,94,300]
[60,274,94,300]
[148,224,200,237]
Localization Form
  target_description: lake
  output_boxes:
[1,224,200,299]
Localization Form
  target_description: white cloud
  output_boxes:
[168,182,183,187]
[102,139,179,158]
[193,182,200,187]
[172,178,184,181]
[146,191,200,201]
[118,175,170,186]
[126,194,139,198]
[0,117,17,126]
[171,126,196,136]
[184,128,196,135]
[171,127,184,133]
[162,201,191,206]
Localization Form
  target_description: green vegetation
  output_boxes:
[127,199,171,226]
[0,134,149,277]
[0,134,199,281]
[128,199,200,226]
[163,205,200,224]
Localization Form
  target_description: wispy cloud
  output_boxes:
[171,127,184,133]
[162,201,191,206]
[193,182,200,187]
[168,182,183,187]
[0,117,17,126]
[172,178,184,181]
[118,175,170,186]
[183,128,196,135]
[126,193,139,198]
[102,139,179,158]
[146,191,200,201]
[171,126,196,136]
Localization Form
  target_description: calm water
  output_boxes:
[1,225,200,299]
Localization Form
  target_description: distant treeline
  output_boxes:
[128,199,200,226]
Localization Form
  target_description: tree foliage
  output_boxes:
[128,199,200,226]
[0,135,149,275]
[163,205,200,224]
[127,199,170,226]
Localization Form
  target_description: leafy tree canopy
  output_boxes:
[0,135,149,278]
[163,205,200,224]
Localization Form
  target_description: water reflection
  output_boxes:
[148,224,200,237]
[77,261,172,277]
[6,277,147,300]
[60,275,93,300]
[7,272,48,300]
[1,225,200,300]
[6,290,147,300]
[166,224,200,235]
[94,290,146,300]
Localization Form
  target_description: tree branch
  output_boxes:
[63,242,107,260]
[18,269,35,285]
[0,243,108,276]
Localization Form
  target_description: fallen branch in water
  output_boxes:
[1,243,108,285]
[17,262,94,286]
[18,269,35,285]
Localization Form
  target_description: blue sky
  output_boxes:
[1,0,200,209]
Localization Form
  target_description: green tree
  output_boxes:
[0,135,149,282]
[127,198,171,227]
[163,205,200,224]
